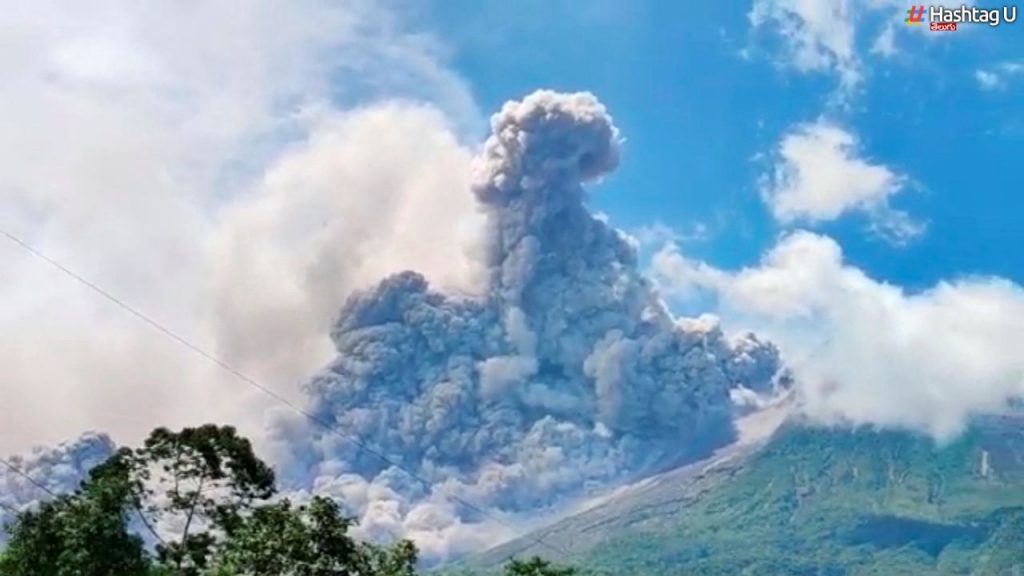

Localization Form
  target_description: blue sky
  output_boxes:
[420,0,1023,291]
[3,0,1022,461]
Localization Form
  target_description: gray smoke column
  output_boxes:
[270,90,786,560]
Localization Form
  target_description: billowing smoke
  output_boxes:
[0,434,115,543]
[0,0,483,456]
[264,91,786,559]
[0,91,784,561]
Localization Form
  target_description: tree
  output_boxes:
[0,425,419,576]
[0,425,278,576]
[208,496,418,576]
[362,537,419,576]
[122,425,276,575]
[503,557,579,576]
[0,457,149,576]
[0,424,581,576]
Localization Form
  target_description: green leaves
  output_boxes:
[0,475,148,576]
[0,425,424,576]
[503,557,579,576]
[0,425,281,576]
[211,496,418,576]
[0,498,69,576]
[140,425,276,504]
[117,425,277,575]
[0,423,578,576]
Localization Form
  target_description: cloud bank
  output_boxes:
[0,0,482,454]
[652,231,1024,442]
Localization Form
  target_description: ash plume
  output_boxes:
[267,90,785,559]
[0,91,783,561]
[0,433,115,544]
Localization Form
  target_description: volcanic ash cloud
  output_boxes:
[0,433,115,544]
[268,90,787,559]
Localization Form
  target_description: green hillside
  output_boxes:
[458,418,1024,575]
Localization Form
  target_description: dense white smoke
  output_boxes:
[0,0,483,455]
[262,91,786,559]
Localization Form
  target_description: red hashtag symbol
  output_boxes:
[905,5,925,25]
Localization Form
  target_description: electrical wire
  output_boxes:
[0,227,569,558]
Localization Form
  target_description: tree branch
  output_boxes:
[176,473,206,573]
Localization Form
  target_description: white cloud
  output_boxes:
[207,104,484,393]
[651,231,1024,441]
[976,69,1002,90]
[630,221,709,249]
[748,0,935,94]
[760,119,923,243]
[870,22,897,57]
[749,0,862,90]
[650,244,727,301]
[866,206,928,245]
[976,61,1024,91]
[0,1,482,455]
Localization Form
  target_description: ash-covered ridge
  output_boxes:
[269,91,787,558]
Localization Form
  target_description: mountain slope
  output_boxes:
[459,416,1024,575]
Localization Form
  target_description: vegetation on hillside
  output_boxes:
[464,422,1024,575]
[7,422,1023,575]
[0,425,580,576]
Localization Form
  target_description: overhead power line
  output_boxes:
[0,227,568,557]
[0,457,58,500]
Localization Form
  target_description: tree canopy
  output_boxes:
[0,425,579,576]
